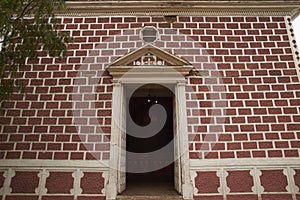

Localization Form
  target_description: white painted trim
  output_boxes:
[71,169,84,198]
[63,1,300,17]
[37,169,49,199]
[250,168,263,196]
[190,158,300,169]
[176,82,194,200]
[116,77,187,84]
[1,169,14,199]
[107,80,194,200]
[107,77,193,199]
[106,82,123,200]
[0,160,109,169]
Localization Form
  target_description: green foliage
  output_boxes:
[0,0,69,108]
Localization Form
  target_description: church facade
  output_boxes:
[1,1,300,200]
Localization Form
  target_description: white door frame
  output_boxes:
[106,44,194,200]
[106,78,194,200]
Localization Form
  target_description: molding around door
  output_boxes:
[106,44,194,200]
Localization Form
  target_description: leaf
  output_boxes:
[0,0,69,108]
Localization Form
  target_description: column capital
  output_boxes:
[177,80,186,87]
[112,80,122,86]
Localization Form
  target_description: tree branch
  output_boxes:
[15,0,35,21]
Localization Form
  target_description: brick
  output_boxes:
[248,30,260,35]
[194,196,223,200]
[205,152,218,159]
[71,152,84,159]
[9,134,23,141]
[259,142,273,149]
[241,125,254,132]
[22,152,37,159]
[243,142,258,149]
[247,116,261,123]
[65,126,78,133]
[10,171,39,193]
[3,126,17,133]
[225,125,239,132]
[6,196,38,200]
[227,23,239,29]
[284,150,299,157]
[220,30,233,35]
[261,170,288,192]
[268,150,283,157]
[218,134,232,141]
[42,196,75,200]
[234,134,248,141]
[95,144,110,151]
[211,143,225,150]
[255,124,270,131]
[249,133,263,140]
[227,195,258,200]
[86,152,101,160]
[46,172,73,194]
[0,143,13,151]
[16,143,30,150]
[77,197,105,200]
[220,151,235,158]
[6,152,21,159]
[232,17,244,22]
[195,171,219,193]
[227,170,253,192]
[287,124,300,131]
[81,172,104,194]
[227,143,241,150]
[261,194,292,200]
[54,152,69,160]
[63,143,78,151]
[252,151,266,158]
[265,133,279,140]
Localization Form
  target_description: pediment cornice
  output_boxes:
[107,44,193,81]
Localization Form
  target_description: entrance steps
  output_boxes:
[117,195,183,200]
[117,182,183,200]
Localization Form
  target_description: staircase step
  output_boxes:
[117,195,183,200]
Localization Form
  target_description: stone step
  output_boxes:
[117,195,183,200]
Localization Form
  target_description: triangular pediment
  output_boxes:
[107,44,193,81]
[110,44,190,66]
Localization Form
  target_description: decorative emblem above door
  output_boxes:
[107,44,193,81]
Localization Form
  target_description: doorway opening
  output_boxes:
[124,84,176,194]
[106,44,194,199]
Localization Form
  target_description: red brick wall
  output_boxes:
[0,15,300,199]
[186,16,300,160]
[0,15,299,161]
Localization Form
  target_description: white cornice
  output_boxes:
[107,44,193,82]
[0,160,109,169]
[61,1,300,17]
[190,158,300,170]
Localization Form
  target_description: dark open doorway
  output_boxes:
[125,84,175,188]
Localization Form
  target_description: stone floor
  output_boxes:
[117,182,183,200]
